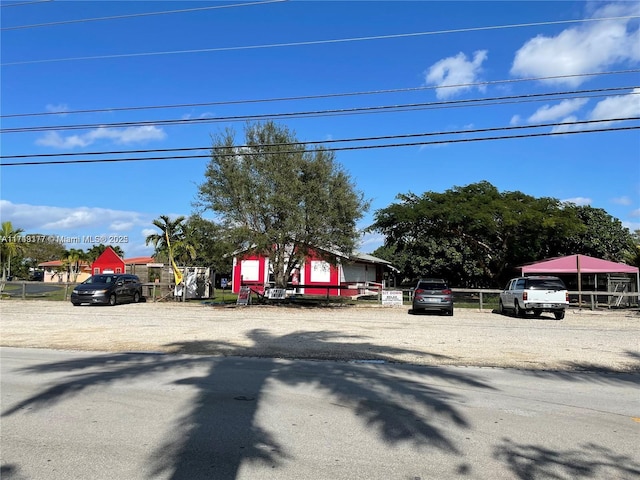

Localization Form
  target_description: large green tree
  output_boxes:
[560,205,635,261]
[183,215,233,273]
[196,121,369,288]
[19,235,67,269]
[369,182,584,287]
[627,229,640,267]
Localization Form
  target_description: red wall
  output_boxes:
[232,254,267,294]
[91,247,125,274]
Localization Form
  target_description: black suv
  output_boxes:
[71,274,143,306]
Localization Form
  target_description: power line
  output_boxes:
[4,14,639,66]
[1,0,287,31]
[2,118,637,166]
[0,0,51,7]
[4,69,639,119]
[3,86,637,134]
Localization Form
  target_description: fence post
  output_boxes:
[22,282,26,300]
[479,292,483,311]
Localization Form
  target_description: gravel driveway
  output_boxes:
[1,300,639,372]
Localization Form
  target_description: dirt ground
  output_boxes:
[1,300,639,372]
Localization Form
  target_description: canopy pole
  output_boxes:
[577,254,582,309]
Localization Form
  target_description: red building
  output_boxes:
[232,248,397,298]
[91,246,126,275]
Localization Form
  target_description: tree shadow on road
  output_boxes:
[516,350,640,385]
[494,438,640,479]
[2,329,495,479]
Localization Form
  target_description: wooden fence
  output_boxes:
[1,281,638,310]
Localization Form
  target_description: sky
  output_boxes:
[1,0,639,259]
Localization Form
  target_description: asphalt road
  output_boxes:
[1,347,639,480]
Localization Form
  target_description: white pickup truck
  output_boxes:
[499,276,569,320]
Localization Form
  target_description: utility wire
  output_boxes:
[0,0,51,7]
[2,119,637,166]
[3,14,639,66]
[3,86,637,134]
[3,127,637,166]
[4,69,639,119]
[1,0,287,31]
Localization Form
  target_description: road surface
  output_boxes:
[1,347,639,480]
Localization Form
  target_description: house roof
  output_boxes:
[38,260,91,268]
[521,254,638,274]
[351,252,399,272]
[123,256,156,265]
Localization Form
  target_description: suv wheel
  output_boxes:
[109,294,117,306]
[133,291,140,303]
[498,299,505,315]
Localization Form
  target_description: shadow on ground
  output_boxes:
[494,438,640,479]
[2,330,493,479]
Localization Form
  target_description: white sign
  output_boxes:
[266,288,286,300]
[381,290,403,307]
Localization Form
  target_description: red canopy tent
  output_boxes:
[521,254,639,306]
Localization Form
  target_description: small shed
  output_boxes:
[232,247,397,297]
[521,254,639,306]
[91,246,126,275]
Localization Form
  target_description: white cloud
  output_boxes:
[510,115,521,126]
[630,208,640,218]
[110,221,135,231]
[511,3,640,85]
[357,232,385,252]
[612,196,633,206]
[589,87,640,121]
[528,98,589,123]
[562,197,592,206]
[36,125,167,149]
[551,88,640,133]
[45,103,69,115]
[0,200,150,232]
[424,50,488,99]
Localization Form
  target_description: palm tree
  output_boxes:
[146,215,184,258]
[146,215,195,264]
[1,221,25,282]
[63,248,89,282]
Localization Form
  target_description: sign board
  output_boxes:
[381,290,404,307]
[220,278,228,289]
[266,288,286,300]
[237,286,251,305]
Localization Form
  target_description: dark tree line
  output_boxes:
[368,181,636,288]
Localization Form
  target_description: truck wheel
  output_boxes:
[514,302,524,318]
[554,310,565,320]
[498,299,505,315]
[532,309,542,317]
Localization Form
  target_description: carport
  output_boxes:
[521,254,639,307]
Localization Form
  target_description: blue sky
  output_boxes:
[1,0,639,259]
